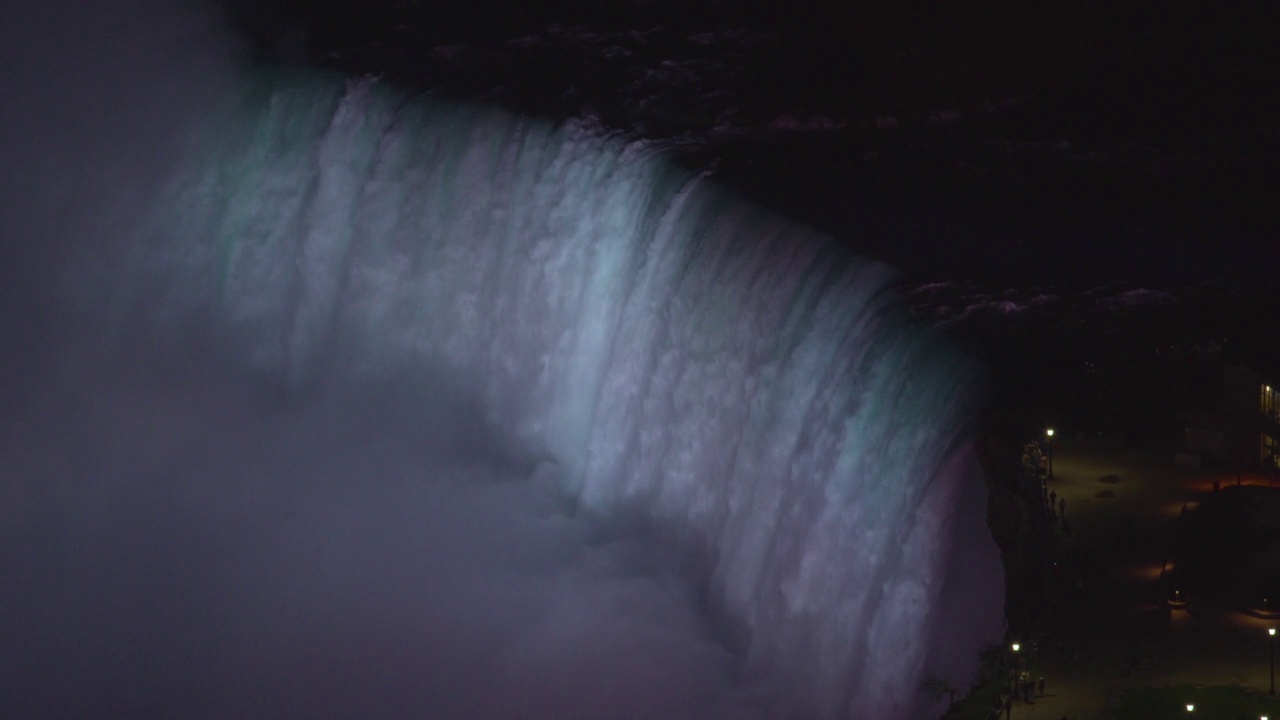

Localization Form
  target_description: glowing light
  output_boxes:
[1011,643,1020,652]
[1133,563,1166,581]
[1046,428,1054,437]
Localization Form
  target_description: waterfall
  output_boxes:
[15,69,1002,719]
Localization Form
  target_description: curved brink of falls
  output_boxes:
[47,71,1001,718]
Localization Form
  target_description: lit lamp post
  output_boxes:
[1186,704,1194,713]
[1270,627,1276,695]
[1045,428,1055,479]
[1010,642,1021,693]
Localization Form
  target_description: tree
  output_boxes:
[919,674,961,713]
[977,642,1006,682]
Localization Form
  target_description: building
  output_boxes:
[1223,365,1280,471]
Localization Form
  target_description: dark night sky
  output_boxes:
[223,0,1280,287]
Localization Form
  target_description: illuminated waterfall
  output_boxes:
[55,70,998,719]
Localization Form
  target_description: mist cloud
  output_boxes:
[3,367,766,718]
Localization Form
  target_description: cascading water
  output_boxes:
[3,66,1003,719]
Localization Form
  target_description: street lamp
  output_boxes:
[1270,627,1276,695]
[1186,704,1194,712]
[1008,642,1021,694]
[1045,428,1055,479]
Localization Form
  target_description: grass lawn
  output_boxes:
[1109,685,1280,719]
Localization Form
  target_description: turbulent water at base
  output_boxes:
[3,68,1002,719]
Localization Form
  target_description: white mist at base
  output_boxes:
[2,62,1003,718]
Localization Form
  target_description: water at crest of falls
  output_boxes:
[6,69,1002,719]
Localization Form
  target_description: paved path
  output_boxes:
[1002,439,1280,718]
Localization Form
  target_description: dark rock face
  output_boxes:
[976,414,1053,637]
